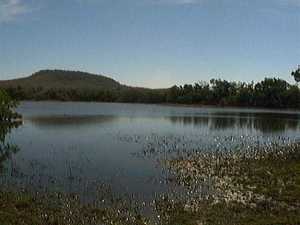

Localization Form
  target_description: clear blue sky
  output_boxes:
[1,0,300,88]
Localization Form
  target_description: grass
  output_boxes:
[159,143,300,225]
[0,191,148,225]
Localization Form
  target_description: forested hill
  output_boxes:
[0,70,122,91]
[0,69,165,102]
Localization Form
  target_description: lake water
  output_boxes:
[1,102,300,202]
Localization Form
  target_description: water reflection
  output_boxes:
[168,112,300,133]
[28,115,118,128]
[27,113,300,134]
[0,123,21,171]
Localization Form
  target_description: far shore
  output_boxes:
[17,100,300,113]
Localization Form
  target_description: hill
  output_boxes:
[0,70,122,91]
[0,70,166,102]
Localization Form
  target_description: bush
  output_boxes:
[0,89,20,122]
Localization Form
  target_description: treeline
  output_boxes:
[4,86,166,103]
[3,77,300,109]
[166,78,300,108]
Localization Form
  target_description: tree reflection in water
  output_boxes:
[0,123,21,171]
[168,112,300,133]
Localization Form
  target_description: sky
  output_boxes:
[0,0,300,88]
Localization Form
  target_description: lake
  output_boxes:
[1,101,300,203]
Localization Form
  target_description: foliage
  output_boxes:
[0,89,20,122]
[165,78,300,108]
[291,67,300,83]
[0,123,21,171]
[0,90,21,170]
[1,70,300,109]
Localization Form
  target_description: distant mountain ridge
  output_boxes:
[0,70,122,91]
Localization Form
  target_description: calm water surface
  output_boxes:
[1,102,300,201]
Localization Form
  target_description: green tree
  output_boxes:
[254,78,289,108]
[291,66,300,83]
[166,86,180,103]
[0,89,20,122]
[210,79,237,105]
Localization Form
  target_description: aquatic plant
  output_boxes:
[159,142,300,225]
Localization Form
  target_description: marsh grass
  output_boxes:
[158,142,300,225]
[0,190,148,225]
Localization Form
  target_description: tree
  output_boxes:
[166,86,180,103]
[291,66,300,83]
[210,79,237,105]
[253,78,289,108]
[0,89,20,122]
